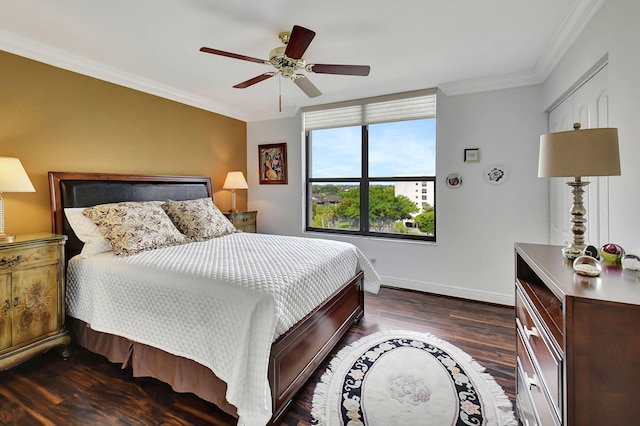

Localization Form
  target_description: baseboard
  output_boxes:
[380,276,515,306]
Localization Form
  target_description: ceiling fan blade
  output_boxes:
[284,25,316,60]
[199,47,267,65]
[233,73,274,88]
[309,64,371,76]
[294,76,322,98]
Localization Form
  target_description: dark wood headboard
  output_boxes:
[48,172,213,259]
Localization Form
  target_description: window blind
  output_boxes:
[303,88,436,131]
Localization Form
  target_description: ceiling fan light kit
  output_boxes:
[200,25,370,107]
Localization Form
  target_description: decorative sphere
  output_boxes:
[622,254,640,271]
[583,245,600,260]
[562,247,583,261]
[600,243,624,263]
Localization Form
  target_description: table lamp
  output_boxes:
[0,157,36,242]
[538,123,620,258]
[223,171,248,213]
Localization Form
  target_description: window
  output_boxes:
[304,89,436,241]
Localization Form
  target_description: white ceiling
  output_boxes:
[0,0,604,122]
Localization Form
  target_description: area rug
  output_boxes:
[311,330,517,426]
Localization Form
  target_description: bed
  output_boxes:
[48,171,379,426]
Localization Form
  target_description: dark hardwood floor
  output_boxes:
[0,287,516,425]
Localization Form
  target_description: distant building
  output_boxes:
[394,179,435,212]
[312,195,342,205]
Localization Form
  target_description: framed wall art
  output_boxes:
[258,142,288,184]
[464,148,480,163]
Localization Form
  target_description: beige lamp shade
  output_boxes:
[223,171,248,213]
[0,157,35,241]
[223,171,249,190]
[0,157,36,192]
[538,127,621,178]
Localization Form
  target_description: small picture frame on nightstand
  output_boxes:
[464,148,480,163]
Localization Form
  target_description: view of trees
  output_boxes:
[414,209,435,234]
[311,184,434,235]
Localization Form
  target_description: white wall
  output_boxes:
[248,85,548,305]
[246,0,640,306]
[247,114,304,236]
[544,0,640,255]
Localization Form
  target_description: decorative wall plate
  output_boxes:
[484,166,507,185]
[445,173,462,188]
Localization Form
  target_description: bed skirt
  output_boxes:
[67,317,239,418]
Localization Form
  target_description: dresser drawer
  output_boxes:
[516,288,562,414]
[517,331,561,426]
[0,244,59,271]
[233,213,255,227]
[234,216,255,230]
[237,223,256,233]
[516,360,539,426]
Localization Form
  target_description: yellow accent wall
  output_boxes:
[0,50,247,235]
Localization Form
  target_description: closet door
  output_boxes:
[547,65,610,247]
[548,99,573,246]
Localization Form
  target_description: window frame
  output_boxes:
[303,89,437,242]
[304,123,436,242]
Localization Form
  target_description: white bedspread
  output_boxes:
[66,232,379,426]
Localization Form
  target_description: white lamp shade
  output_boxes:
[223,171,248,190]
[0,157,36,192]
[538,127,621,178]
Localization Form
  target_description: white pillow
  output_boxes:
[64,208,113,257]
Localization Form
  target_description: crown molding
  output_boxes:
[1,0,607,119]
[534,0,608,79]
[0,30,249,122]
[439,0,606,97]
[438,70,543,97]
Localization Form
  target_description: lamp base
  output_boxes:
[230,190,237,214]
[0,233,16,243]
[566,177,589,248]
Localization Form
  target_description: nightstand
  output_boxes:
[224,211,257,233]
[0,233,70,370]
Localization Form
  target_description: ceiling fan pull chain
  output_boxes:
[279,75,282,112]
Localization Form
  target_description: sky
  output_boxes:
[310,118,436,179]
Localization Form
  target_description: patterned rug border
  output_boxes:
[311,330,517,426]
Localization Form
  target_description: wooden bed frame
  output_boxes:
[48,171,364,424]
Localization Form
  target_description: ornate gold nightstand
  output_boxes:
[0,233,70,370]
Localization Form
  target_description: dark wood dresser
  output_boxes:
[515,242,640,426]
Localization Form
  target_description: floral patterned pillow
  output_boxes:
[161,198,237,242]
[83,201,186,256]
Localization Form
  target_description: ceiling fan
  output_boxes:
[199,25,370,107]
